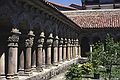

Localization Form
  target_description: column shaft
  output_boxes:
[78,45,81,57]
[37,47,43,71]
[53,47,58,65]
[25,47,32,73]
[63,44,66,61]
[70,44,73,59]
[0,52,5,78]
[59,45,62,62]
[67,39,71,61]
[7,45,18,79]
[47,46,52,65]
[32,50,36,71]
[53,36,59,66]
[75,46,78,58]
[19,50,24,73]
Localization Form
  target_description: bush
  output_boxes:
[81,62,93,74]
[65,64,82,80]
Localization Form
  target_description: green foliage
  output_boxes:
[65,63,93,80]
[65,64,82,80]
[90,34,120,79]
[81,62,93,74]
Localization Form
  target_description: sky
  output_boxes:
[48,0,82,6]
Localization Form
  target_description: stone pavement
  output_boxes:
[50,72,66,80]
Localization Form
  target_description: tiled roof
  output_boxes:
[47,2,77,10]
[62,9,120,28]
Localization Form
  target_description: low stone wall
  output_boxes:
[19,57,80,80]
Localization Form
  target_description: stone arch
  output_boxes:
[17,12,31,31]
[52,23,58,37]
[58,23,63,37]
[81,37,90,57]
[44,20,53,37]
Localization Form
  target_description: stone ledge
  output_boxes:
[18,57,80,80]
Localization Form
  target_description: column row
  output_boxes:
[0,28,81,80]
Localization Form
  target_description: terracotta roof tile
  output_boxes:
[62,10,120,28]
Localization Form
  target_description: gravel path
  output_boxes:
[50,72,66,80]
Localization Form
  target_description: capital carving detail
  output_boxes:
[25,37,34,48]
[8,28,21,47]
[67,39,71,47]
[25,31,35,48]
[8,35,19,43]
[64,38,67,44]
[59,38,63,45]
[47,33,53,46]
[53,36,59,47]
[38,32,45,47]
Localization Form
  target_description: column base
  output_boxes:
[42,65,46,68]
[36,67,43,72]
[18,69,24,75]
[45,64,52,69]
[31,66,37,72]
[24,69,32,76]
[0,74,6,80]
[53,62,58,66]
[14,74,19,80]
[59,61,63,64]
[7,74,14,80]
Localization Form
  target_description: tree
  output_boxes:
[90,34,120,80]
[100,34,120,79]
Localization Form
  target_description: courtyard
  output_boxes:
[0,0,120,80]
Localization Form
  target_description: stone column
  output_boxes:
[25,31,35,75]
[78,44,81,58]
[90,44,93,62]
[74,39,79,58]
[59,38,63,63]
[0,52,5,79]
[72,39,75,59]
[63,38,67,61]
[36,32,45,71]
[19,50,24,74]
[53,36,59,66]
[67,39,71,61]
[31,50,36,71]
[42,48,46,68]
[70,39,73,59]
[46,33,53,67]
[7,28,21,80]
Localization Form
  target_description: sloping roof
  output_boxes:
[61,9,120,28]
[47,2,77,10]
[69,4,82,10]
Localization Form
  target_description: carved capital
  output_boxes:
[8,28,21,47]
[64,38,67,44]
[38,32,45,47]
[67,39,71,47]
[74,39,79,46]
[8,35,19,43]
[68,39,71,44]
[25,31,35,48]
[59,38,63,45]
[47,33,53,46]
[53,36,59,47]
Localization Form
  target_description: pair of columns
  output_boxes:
[48,35,64,66]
